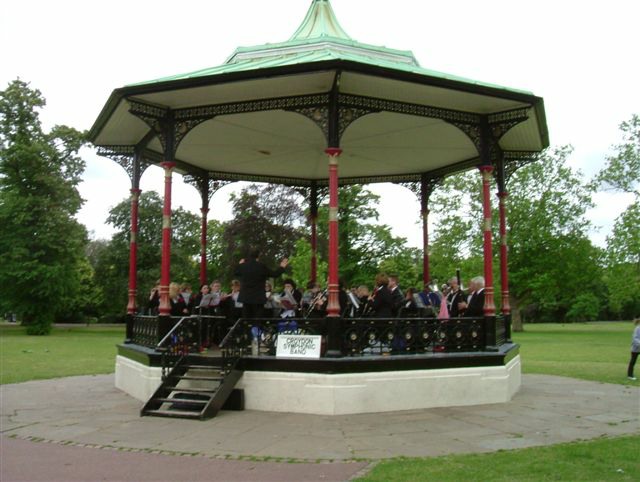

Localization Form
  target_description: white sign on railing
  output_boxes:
[276,334,322,359]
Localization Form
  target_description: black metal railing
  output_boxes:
[220,317,327,357]
[130,314,227,349]
[219,317,485,357]
[130,315,160,348]
[342,317,484,355]
[131,314,494,358]
[496,315,507,346]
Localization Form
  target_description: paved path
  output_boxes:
[1,374,638,481]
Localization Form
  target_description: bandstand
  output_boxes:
[89,0,548,419]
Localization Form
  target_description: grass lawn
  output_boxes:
[357,434,640,481]
[0,323,125,384]
[513,322,635,385]
[357,321,639,481]
[2,320,638,481]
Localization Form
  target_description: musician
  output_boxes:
[400,287,420,317]
[193,283,214,315]
[312,278,348,317]
[147,280,160,315]
[418,284,441,316]
[235,248,288,319]
[388,274,404,317]
[264,281,279,317]
[369,273,394,318]
[208,280,225,315]
[180,283,196,314]
[169,282,189,316]
[446,277,466,317]
[279,279,302,318]
[458,276,485,318]
[303,282,326,318]
[344,286,361,318]
[220,279,243,321]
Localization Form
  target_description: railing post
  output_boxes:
[125,314,134,343]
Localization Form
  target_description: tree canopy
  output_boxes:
[0,79,88,334]
[597,114,640,318]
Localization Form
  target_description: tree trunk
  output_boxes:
[511,296,524,332]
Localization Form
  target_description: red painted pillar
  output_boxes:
[497,191,510,315]
[325,147,342,317]
[199,207,209,286]
[479,165,496,316]
[310,217,317,283]
[310,183,318,284]
[420,182,431,285]
[158,162,176,316]
[127,188,141,315]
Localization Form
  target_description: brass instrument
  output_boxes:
[304,289,327,317]
[361,286,381,317]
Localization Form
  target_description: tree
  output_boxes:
[0,79,88,334]
[506,147,602,323]
[428,171,484,288]
[92,191,201,315]
[315,185,412,288]
[596,114,640,318]
[597,114,640,197]
[217,184,306,285]
[428,146,602,325]
[288,238,328,289]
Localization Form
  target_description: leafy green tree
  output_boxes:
[217,184,306,285]
[506,147,602,323]
[316,185,411,287]
[597,114,639,196]
[289,238,328,289]
[596,114,640,317]
[0,79,88,334]
[428,171,484,288]
[93,191,201,315]
[428,147,602,325]
[378,245,423,290]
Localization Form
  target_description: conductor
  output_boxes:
[235,248,289,319]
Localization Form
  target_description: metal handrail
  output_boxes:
[219,318,242,349]
[156,315,192,349]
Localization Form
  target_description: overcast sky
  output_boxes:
[2,0,638,249]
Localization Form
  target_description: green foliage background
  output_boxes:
[1,79,638,327]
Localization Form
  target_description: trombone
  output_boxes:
[304,289,327,318]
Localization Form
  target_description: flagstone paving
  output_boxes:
[1,374,638,481]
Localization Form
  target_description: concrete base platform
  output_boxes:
[115,353,521,413]
[115,355,162,402]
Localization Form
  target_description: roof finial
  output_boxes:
[290,0,351,41]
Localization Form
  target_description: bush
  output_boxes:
[566,293,601,322]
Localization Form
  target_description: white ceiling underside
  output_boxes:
[165,111,477,180]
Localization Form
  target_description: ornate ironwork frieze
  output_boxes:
[183,174,232,205]
[96,145,152,187]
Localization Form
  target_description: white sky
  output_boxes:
[2,0,638,248]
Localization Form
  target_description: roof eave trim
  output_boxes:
[89,59,544,143]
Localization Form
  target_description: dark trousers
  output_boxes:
[628,352,639,377]
[242,304,264,319]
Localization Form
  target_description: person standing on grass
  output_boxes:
[627,318,640,381]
